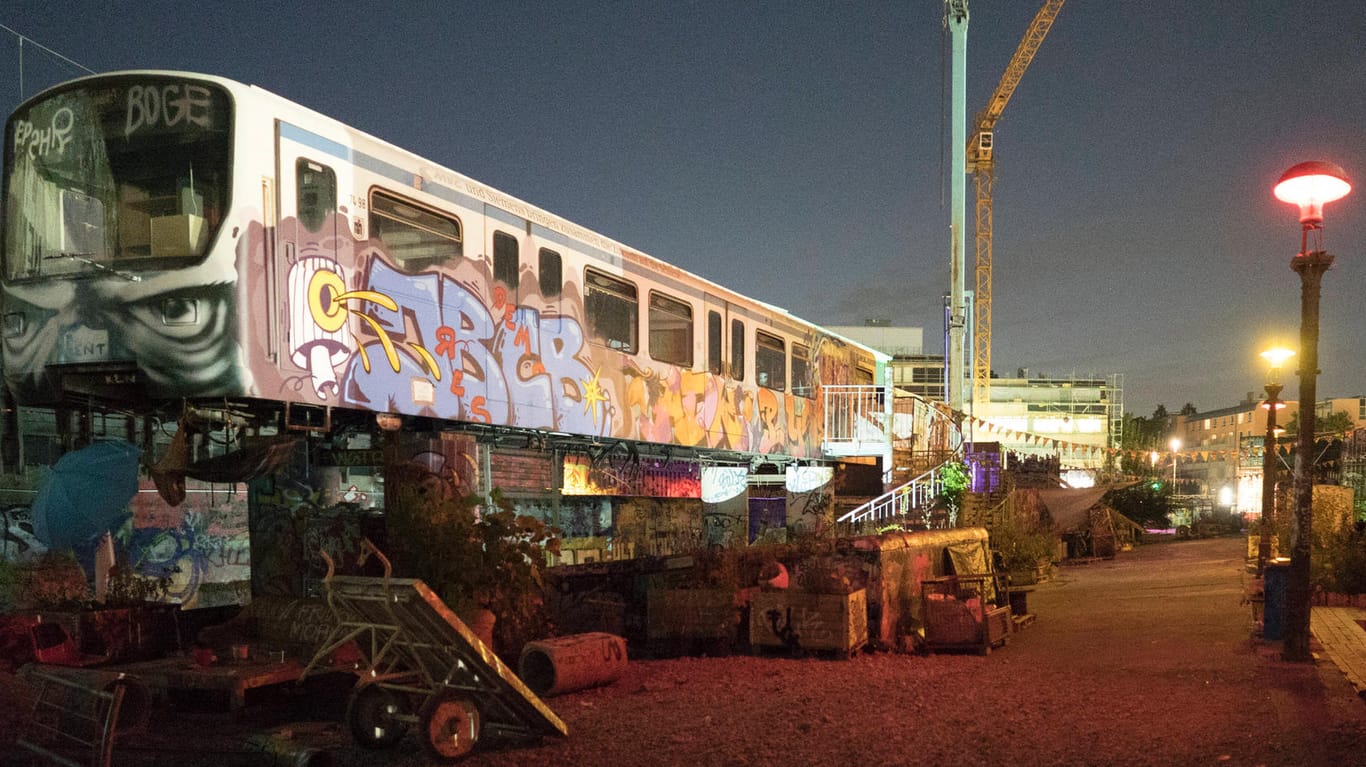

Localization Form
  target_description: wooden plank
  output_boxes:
[1310,606,1366,695]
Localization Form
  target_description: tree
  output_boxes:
[1282,409,1355,437]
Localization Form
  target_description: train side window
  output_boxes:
[649,291,693,367]
[756,331,785,391]
[369,189,462,270]
[493,231,519,290]
[855,367,874,385]
[584,268,638,353]
[792,343,812,398]
[296,159,336,233]
[730,319,746,381]
[539,248,562,298]
[707,311,723,375]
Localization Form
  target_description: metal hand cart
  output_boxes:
[302,555,566,762]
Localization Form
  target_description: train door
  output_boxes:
[702,293,745,382]
[487,210,554,429]
[702,293,749,450]
[274,123,351,403]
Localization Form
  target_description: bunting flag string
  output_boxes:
[949,409,1366,467]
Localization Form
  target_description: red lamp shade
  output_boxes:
[1274,161,1351,224]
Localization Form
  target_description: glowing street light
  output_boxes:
[1255,346,1294,575]
[1273,160,1351,662]
[1168,437,1181,488]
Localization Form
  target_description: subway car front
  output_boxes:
[2,73,245,407]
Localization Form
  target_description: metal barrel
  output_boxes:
[518,632,627,697]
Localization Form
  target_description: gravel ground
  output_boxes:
[6,536,1366,767]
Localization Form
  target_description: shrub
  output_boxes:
[990,516,1056,575]
[384,487,560,659]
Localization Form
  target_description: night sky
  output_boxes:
[4,1,1365,417]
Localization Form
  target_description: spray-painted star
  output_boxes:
[581,367,609,428]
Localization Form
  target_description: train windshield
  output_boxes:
[3,77,231,281]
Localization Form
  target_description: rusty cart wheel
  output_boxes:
[418,690,483,762]
[346,683,409,749]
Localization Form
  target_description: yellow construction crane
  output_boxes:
[969,0,1064,407]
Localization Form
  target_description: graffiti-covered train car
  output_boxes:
[2,71,885,461]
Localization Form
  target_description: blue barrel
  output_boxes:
[1263,560,1290,641]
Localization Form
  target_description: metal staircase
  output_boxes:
[836,464,948,535]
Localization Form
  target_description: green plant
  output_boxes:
[938,461,970,522]
[384,487,560,659]
[990,516,1056,575]
[792,555,861,594]
[102,562,173,607]
[1312,523,1366,595]
[15,551,92,610]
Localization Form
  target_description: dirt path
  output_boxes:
[11,536,1366,766]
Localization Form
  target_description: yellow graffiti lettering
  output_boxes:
[409,342,441,381]
[353,313,401,372]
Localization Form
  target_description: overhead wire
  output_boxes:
[0,22,96,99]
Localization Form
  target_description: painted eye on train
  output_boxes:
[2,312,25,338]
[160,297,199,326]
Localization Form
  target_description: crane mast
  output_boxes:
[944,0,970,421]
[969,0,1065,407]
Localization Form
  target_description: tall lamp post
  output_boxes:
[1256,347,1294,575]
[1273,161,1351,662]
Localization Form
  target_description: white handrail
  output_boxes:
[836,465,945,528]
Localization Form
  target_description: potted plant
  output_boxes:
[990,516,1057,586]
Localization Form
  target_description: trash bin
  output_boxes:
[1263,559,1291,641]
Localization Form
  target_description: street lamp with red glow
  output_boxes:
[1272,160,1350,662]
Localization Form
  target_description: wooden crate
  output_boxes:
[749,589,867,656]
[922,576,1009,654]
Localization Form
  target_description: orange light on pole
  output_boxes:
[1273,160,1351,662]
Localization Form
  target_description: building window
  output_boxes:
[756,331,785,391]
[584,268,637,353]
[493,231,519,290]
[370,189,462,269]
[648,291,693,367]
